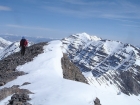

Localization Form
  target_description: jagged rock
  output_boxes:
[61,54,88,84]
[22,82,31,86]
[94,97,101,105]
[0,85,33,101]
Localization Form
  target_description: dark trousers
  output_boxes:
[21,46,26,56]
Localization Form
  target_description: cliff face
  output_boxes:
[61,54,88,84]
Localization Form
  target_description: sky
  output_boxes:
[0,0,140,45]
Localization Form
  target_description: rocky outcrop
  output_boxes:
[7,93,32,105]
[0,85,33,101]
[61,54,88,84]
[94,97,101,105]
[0,42,47,86]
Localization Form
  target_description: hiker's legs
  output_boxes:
[21,47,25,56]
[23,47,25,55]
[20,50,22,55]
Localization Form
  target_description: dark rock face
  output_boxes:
[61,54,88,84]
[118,69,140,96]
[22,82,31,86]
[0,42,47,86]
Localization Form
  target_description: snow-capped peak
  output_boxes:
[62,33,140,97]
[62,33,101,53]
[73,32,91,40]
[69,32,101,41]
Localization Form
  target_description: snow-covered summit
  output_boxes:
[62,33,140,96]
[62,33,101,53]
[63,33,101,44]
[71,33,101,41]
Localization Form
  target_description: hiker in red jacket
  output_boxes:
[20,36,28,56]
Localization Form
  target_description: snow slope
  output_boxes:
[0,41,20,60]
[0,40,140,105]
[0,37,12,50]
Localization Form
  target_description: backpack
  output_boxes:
[24,40,28,46]
[20,39,28,47]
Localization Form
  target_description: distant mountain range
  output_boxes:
[0,34,57,43]
[62,33,140,96]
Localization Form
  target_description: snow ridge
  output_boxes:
[0,40,96,105]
